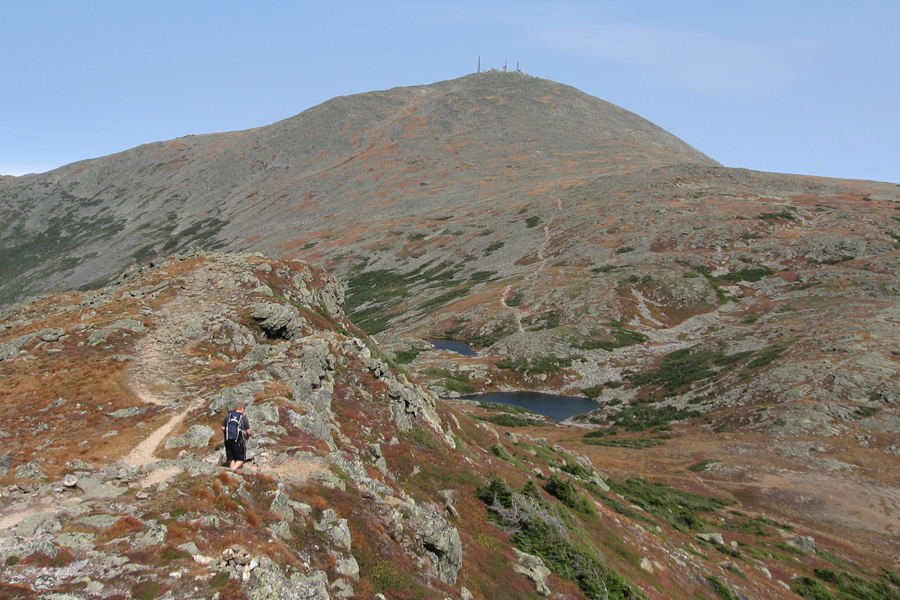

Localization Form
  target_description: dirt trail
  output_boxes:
[501,197,562,332]
[120,265,228,475]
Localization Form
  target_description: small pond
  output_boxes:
[427,339,478,357]
[462,391,598,422]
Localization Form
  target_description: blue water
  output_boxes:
[427,339,478,357]
[462,391,599,422]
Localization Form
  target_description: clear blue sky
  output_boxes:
[2,1,898,183]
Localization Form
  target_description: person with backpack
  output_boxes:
[221,401,251,470]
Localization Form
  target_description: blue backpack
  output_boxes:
[225,411,245,442]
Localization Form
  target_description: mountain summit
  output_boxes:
[0,71,716,307]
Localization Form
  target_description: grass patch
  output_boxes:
[495,354,573,375]
[572,322,648,352]
[759,211,796,221]
[606,477,734,532]
[687,459,719,472]
[394,347,424,364]
[583,435,668,449]
[609,403,701,432]
[707,575,739,600]
[475,475,647,600]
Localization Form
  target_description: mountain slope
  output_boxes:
[2,252,898,599]
[0,70,717,307]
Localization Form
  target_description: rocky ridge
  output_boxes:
[3,253,897,599]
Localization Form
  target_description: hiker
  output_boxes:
[221,401,251,470]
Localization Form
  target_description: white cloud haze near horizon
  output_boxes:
[1,1,897,183]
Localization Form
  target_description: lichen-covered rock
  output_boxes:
[15,460,47,479]
[16,513,61,538]
[786,535,816,553]
[134,522,168,547]
[210,381,266,412]
[513,548,552,596]
[87,318,147,346]
[40,328,65,342]
[0,333,36,361]
[270,490,294,522]
[247,555,331,600]
[251,303,306,340]
[314,509,352,551]
[165,425,215,449]
[407,504,463,584]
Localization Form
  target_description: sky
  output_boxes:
[2,1,898,183]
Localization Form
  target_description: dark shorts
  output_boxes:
[224,439,246,463]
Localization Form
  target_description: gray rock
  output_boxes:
[0,454,12,476]
[335,556,359,579]
[270,490,294,522]
[785,535,816,553]
[513,548,552,596]
[238,343,272,372]
[77,514,120,530]
[106,406,147,419]
[314,509,352,550]
[251,303,306,340]
[247,557,331,600]
[87,318,147,346]
[0,333,37,361]
[40,328,66,342]
[269,521,292,540]
[62,474,78,487]
[16,513,61,537]
[15,460,47,480]
[2,537,59,560]
[210,382,265,412]
[165,424,215,449]
[408,504,463,584]
[55,532,97,550]
[697,532,725,545]
[134,522,168,547]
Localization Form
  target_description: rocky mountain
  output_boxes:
[2,71,900,599]
[2,251,897,600]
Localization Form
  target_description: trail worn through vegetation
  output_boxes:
[122,265,226,472]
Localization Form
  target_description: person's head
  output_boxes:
[235,401,246,413]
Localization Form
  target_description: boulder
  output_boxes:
[513,548,552,596]
[251,303,306,340]
[165,425,215,449]
[785,535,816,553]
[408,504,463,584]
[314,509,352,550]
[15,460,47,480]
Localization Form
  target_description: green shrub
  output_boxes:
[395,347,424,364]
[559,461,593,480]
[475,475,513,507]
[688,459,719,472]
[759,211,796,221]
[488,443,512,461]
[605,477,734,530]
[582,385,605,400]
[443,378,476,394]
[791,576,838,600]
[706,575,739,600]
[545,474,592,513]
[583,435,668,449]
[747,346,782,369]
[609,403,701,432]
[476,414,544,427]
[525,216,542,228]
